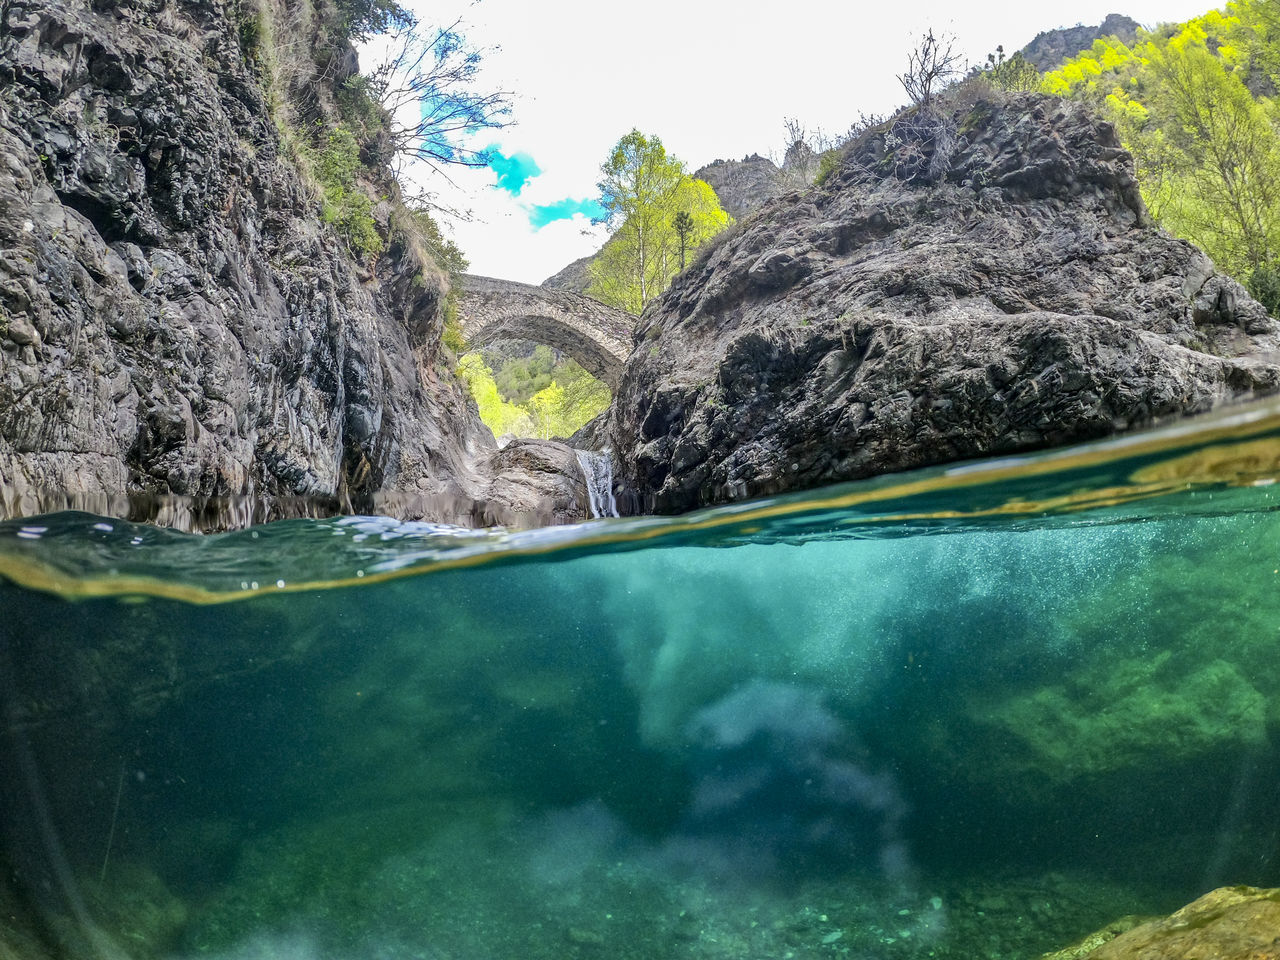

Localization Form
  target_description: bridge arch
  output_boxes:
[456,275,633,388]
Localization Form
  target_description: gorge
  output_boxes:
[3,3,1280,959]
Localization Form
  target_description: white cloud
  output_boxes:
[442,171,608,282]
[384,0,1221,283]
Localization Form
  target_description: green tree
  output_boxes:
[554,360,611,428]
[982,46,1041,91]
[525,381,568,439]
[335,0,414,41]
[1236,0,1280,93]
[1141,39,1280,282]
[1042,8,1280,304]
[587,130,731,313]
[494,345,556,404]
[456,355,533,437]
[673,210,694,270]
[461,347,611,440]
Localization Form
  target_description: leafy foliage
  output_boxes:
[1249,263,1280,315]
[458,347,611,440]
[405,205,468,278]
[981,46,1041,91]
[814,148,843,186]
[587,130,731,313]
[316,126,383,258]
[335,0,415,41]
[456,355,533,437]
[389,202,470,352]
[493,344,557,404]
[1041,2,1280,305]
[336,75,389,152]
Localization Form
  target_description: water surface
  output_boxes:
[3,401,1280,959]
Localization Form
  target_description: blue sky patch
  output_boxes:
[488,147,541,195]
[528,197,606,229]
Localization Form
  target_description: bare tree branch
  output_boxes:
[898,29,963,106]
[360,17,513,179]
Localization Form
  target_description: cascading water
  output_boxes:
[574,449,619,519]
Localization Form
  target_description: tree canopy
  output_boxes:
[1041,1,1280,311]
[587,130,731,314]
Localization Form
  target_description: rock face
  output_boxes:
[692,154,787,220]
[1021,13,1141,72]
[0,0,586,529]
[542,253,593,294]
[607,93,1280,514]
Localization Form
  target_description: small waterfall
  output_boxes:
[574,449,619,519]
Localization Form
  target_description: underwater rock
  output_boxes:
[1042,886,1280,959]
[967,656,1268,787]
[1040,915,1157,959]
[608,92,1280,514]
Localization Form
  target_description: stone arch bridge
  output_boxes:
[456,275,634,387]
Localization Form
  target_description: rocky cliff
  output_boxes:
[605,92,1280,514]
[0,0,587,529]
[1020,13,1140,71]
[542,252,593,293]
[692,153,787,220]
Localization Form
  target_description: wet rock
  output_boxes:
[1041,916,1155,960]
[1043,886,1280,959]
[475,438,590,527]
[946,656,1268,800]
[607,93,1280,515]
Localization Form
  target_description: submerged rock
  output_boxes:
[1043,886,1280,959]
[607,93,1280,514]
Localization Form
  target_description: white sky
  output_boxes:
[381,0,1220,283]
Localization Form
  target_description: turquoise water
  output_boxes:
[3,402,1280,959]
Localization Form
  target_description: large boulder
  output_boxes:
[607,93,1280,514]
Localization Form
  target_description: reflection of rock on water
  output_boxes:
[678,680,911,881]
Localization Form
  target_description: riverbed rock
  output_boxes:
[607,92,1280,514]
[1043,886,1280,959]
[0,0,585,530]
